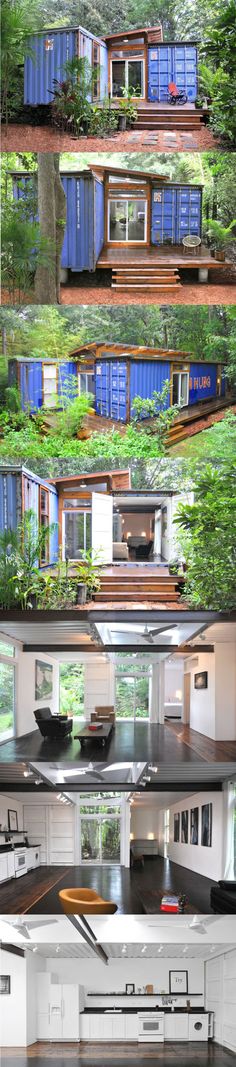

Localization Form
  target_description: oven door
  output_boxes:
[138,1014,164,1042]
[15,852,27,877]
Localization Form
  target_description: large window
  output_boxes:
[79,795,121,864]
[172,371,189,407]
[115,659,149,719]
[43,364,57,408]
[234,785,236,877]
[111,56,144,97]
[60,663,84,719]
[62,510,92,560]
[0,642,16,742]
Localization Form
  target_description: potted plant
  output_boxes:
[206,218,236,261]
[168,558,182,576]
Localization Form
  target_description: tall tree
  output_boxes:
[34,154,66,305]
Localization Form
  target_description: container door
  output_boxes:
[172,45,197,102]
[42,364,57,408]
[151,187,176,244]
[110,361,127,421]
[95,361,111,416]
[176,188,201,243]
[148,45,172,101]
[24,30,76,106]
[92,492,113,563]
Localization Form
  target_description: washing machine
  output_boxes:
[188,1014,208,1041]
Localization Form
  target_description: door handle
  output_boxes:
[61,999,64,1018]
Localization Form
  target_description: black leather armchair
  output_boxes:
[34,707,72,740]
[210,880,236,913]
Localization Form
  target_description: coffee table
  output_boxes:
[74,723,113,749]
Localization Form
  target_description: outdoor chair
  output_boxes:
[168,82,188,105]
[182,235,202,256]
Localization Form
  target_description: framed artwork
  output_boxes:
[194,671,208,690]
[0,976,11,994]
[126,984,135,995]
[174,813,180,843]
[201,803,212,847]
[181,810,189,844]
[169,971,188,995]
[35,660,53,701]
[190,807,199,845]
[8,809,18,832]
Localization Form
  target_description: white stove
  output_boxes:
[14,848,27,877]
[138,1011,164,1042]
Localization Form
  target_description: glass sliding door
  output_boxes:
[80,797,121,864]
[63,510,91,560]
[115,671,149,719]
[60,663,84,719]
[81,819,100,862]
[108,199,147,243]
[112,57,143,97]
[172,371,189,406]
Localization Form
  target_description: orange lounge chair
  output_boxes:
[59,888,118,914]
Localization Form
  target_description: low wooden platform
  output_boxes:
[97,245,227,270]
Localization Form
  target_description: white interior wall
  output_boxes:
[45,956,204,1001]
[84,657,114,719]
[215,643,236,740]
[16,652,59,737]
[26,949,45,1045]
[166,791,223,881]
[187,653,216,738]
[0,793,24,835]
[0,948,27,1046]
[130,803,159,842]
[206,949,236,1052]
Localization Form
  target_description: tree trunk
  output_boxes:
[34,154,66,304]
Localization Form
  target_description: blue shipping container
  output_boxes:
[0,469,59,566]
[151,185,201,244]
[9,359,78,412]
[148,44,197,102]
[189,363,217,404]
[13,172,105,272]
[24,26,108,106]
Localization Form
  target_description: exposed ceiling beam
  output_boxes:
[67,916,108,965]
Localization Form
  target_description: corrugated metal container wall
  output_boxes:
[130,360,170,417]
[94,179,105,262]
[57,361,78,401]
[148,45,197,102]
[22,473,59,566]
[0,472,21,533]
[24,30,76,106]
[20,361,43,412]
[79,28,93,100]
[189,362,217,404]
[151,185,201,244]
[60,175,96,271]
[95,360,127,421]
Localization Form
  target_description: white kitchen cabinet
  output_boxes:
[112,1015,125,1040]
[7,852,15,879]
[164,1013,188,1041]
[61,984,80,1040]
[125,1014,139,1040]
[0,854,8,883]
[80,1015,91,1040]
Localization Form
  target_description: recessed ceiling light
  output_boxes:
[32,945,38,953]
[122,945,127,954]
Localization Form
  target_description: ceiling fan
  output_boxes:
[148,916,219,935]
[1,917,58,939]
[110,624,177,645]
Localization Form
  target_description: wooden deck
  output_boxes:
[97,244,227,270]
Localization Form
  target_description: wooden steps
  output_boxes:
[135,107,204,131]
[95,571,182,604]
[112,266,181,291]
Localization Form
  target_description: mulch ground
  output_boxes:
[1,122,220,153]
[2,277,235,306]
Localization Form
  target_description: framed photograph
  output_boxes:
[0,976,11,994]
[181,810,189,844]
[35,660,53,701]
[169,971,188,995]
[201,803,212,847]
[174,813,180,843]
[126,984,135,995]
[194,671,208,690]
[190,807,199,846]
[8,809,18,832]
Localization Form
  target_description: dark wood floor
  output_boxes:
[1,1041,235,1065]
[0,857,216,914]
[1,721,235,766]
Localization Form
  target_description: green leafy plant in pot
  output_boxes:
[206,218,236,261]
